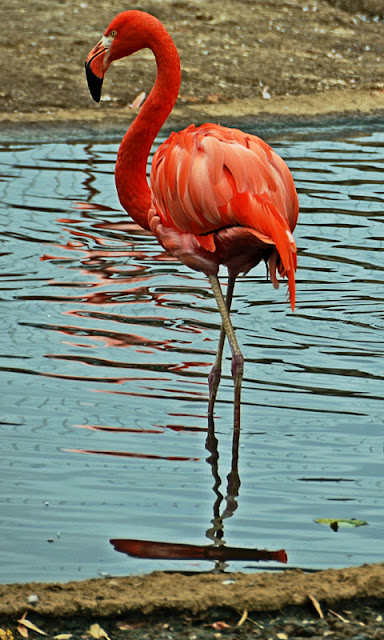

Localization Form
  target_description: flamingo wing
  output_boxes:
[151,123,297,243]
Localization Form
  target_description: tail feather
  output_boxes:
[262,202,297,311]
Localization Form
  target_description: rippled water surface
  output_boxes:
[1,125,384,583]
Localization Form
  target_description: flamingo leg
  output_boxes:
[208,274,243,429]
[208,276,236,415]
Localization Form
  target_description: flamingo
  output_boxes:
[85,10,299,428]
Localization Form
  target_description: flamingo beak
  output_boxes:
[85,36,111,102]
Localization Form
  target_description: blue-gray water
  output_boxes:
[1,125,383,583]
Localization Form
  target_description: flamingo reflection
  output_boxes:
[110,417,287,569]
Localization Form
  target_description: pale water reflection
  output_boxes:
[0,125,384,582]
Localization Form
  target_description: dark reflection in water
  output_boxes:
[67,448,199,462]
[1,127,384,582]
[110,418,287,568]
[110,539,286,565]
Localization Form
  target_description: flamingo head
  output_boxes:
[85,10,158,103]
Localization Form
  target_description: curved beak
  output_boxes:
[85,37,110,102]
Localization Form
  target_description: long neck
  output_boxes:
[115,25,181,230]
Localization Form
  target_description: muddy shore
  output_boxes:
[1,0,384,637]
[2,0,384,131]
[0,564,383,638]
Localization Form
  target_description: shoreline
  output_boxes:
[0,562,383,619]
[0,90,383,144]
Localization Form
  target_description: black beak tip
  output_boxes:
[85,61,103,103]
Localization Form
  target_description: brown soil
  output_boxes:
[1,565,383,638]
[1,0,384,637]
[1,0,384,133]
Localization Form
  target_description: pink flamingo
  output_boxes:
[85,10,299,427]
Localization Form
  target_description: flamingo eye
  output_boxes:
[110,30,117,37]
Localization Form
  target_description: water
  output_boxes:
[1,124,384,583]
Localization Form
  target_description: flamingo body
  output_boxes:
[149,122,298,308]
[85,10,299,425]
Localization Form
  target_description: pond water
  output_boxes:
[1,123,384,583]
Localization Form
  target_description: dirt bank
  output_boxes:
[1,0,384,130]
[0,564,383,638]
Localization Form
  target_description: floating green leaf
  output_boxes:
[315,518,368,532]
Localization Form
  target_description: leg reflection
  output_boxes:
[205,414,241,570]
